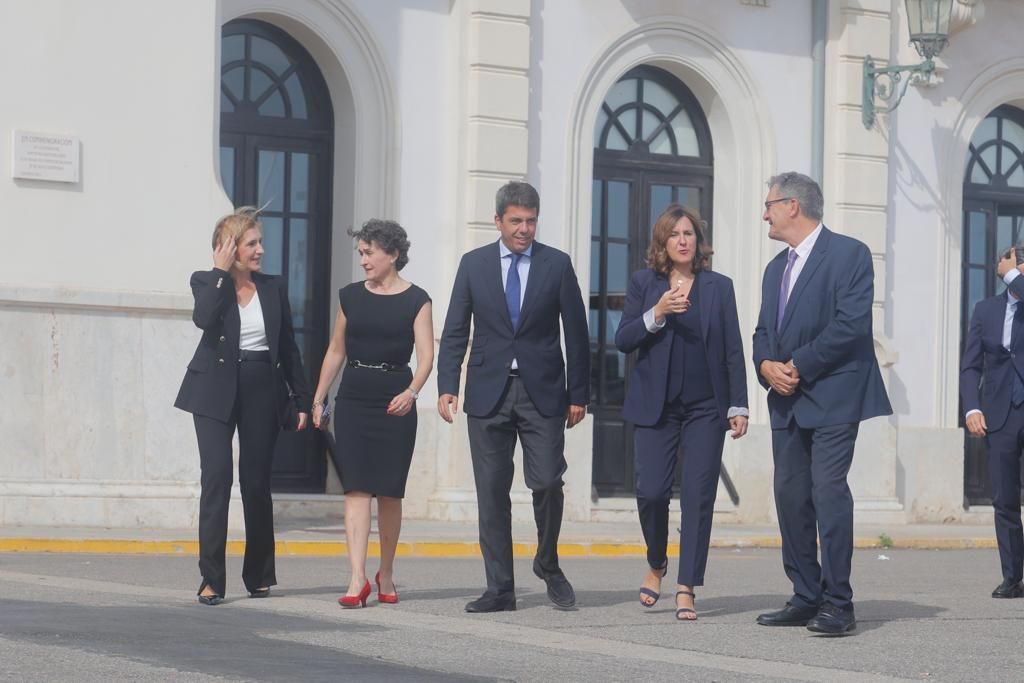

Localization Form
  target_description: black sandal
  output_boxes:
[638,561,669,607]
[675,590,697,621]
[197,580,224,606]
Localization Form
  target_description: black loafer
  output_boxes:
[992,578,1024,599]
[806,603,856,635]
[465,591,517,613]
[756,602,818,626]
[533,560,576,608]
[248,587,271,599]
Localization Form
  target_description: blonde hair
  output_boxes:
[211,206,261,249]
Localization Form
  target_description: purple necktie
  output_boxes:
[776,249,799,332]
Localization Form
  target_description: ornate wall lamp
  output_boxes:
[862,0,954,129]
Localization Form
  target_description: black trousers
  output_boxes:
[772,420,859,610]
[467,376,567,594]
[193,359,280,596]
[633,395,724,587]
[985,406,1024,583]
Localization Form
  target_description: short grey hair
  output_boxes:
[495,181,540,217]
[768,172,823,222]
[348,219,411,271]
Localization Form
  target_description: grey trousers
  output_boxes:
[467,376,567,594]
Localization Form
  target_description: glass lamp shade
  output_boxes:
[905,0,954,60]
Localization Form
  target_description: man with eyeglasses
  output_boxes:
[752,171,892,635]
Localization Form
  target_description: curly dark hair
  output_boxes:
[646,203,713,275]
[348,219,411,271]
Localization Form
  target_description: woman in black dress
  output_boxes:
[312,219,433,608]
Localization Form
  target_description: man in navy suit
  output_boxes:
[437,181,590,612]
[960,247,1024,599]
[752,172,892,635]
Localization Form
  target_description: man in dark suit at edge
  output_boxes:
[437,181,590,612]
[960,246,1024,600]
[752,172,893,635]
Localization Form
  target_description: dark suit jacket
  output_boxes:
[614,269,747,428]
[960,277,1024,433]
[174,268,310,426]
[437,241,590,418]
[752,226,892,429]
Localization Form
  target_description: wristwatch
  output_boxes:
[407,387,419,400]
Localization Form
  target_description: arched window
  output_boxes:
[220,19,334,493]
[590,65,713,498]
[961,105,1024,505]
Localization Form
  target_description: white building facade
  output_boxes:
[0,0,1013,530]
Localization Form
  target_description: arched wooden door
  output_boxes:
[962,105,1024,505]
[589,65,714,497]
[219,19,334,492]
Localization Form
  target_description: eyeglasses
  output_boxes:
[764,197,794,210]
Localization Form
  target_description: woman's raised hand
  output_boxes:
[213,239,236,271]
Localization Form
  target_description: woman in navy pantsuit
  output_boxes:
[615,204,748,621]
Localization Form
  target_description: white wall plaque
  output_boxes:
[12,130,81,183]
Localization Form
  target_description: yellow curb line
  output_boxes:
[0,537,998,555]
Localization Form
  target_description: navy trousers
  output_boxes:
[985,406,1024,583]
[771,420,859,610]
[634,395,725,587]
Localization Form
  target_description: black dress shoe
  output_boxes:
[533,560,576,608]
[806,603,856,635]
[465,591,517,613]
[198,593,224,606]
[992,578,1024,598]
[248,587,271,599]
[756,602,819,626]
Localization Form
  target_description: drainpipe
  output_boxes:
[811,0,827,184]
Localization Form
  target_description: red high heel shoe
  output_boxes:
[338,580,371,609]
[375,571,399,604]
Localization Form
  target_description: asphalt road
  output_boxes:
[0,549,1021,681]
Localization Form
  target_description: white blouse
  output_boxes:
[238,289,270,351]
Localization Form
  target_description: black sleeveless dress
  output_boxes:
[334,282,430,498]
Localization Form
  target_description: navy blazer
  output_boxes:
[960,277,1024,433]
[752,227,892,429]
[615,269,747,428]
[174,268,310,426]
[437,241,590,418]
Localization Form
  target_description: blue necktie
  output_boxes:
[1012,302,1024,407]
[776,249,798,332]
[506,253,523,330]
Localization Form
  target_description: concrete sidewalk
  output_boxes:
[0,517,998,556]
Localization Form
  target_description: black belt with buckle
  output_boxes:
[347,359,409,372]
[239,350,271,362]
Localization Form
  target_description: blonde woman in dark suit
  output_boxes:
[175,207,310,605]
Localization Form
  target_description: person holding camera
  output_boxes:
[175,206,310,605]
[960,245,1024,599]
[311,219,433,608]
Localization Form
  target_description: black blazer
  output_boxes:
[174,268,310,425]
[752,226,892,429]
[960,277,1024,433]
[615,269,747,428]
[437,241,590,418]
